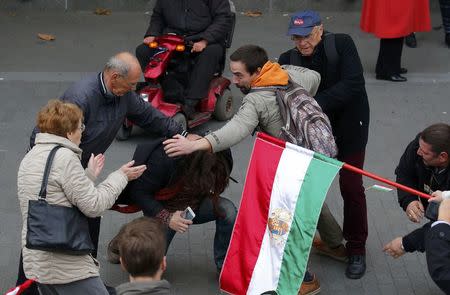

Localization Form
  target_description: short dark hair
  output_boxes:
[420,123,450,155]
[230,45,268,75]
[119,217,166,277]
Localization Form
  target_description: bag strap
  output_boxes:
[323,32,339,82]
[38,145,63,199]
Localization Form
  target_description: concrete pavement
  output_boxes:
[0,9,449,294]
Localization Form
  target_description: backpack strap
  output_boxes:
[323,32,339,82]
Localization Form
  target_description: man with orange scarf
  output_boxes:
[163,44,343,295]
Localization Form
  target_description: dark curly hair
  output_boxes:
[165,150,232,213]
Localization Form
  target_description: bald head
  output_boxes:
[103,52,141,96]
[104,52,141,77]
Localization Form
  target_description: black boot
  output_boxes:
[446,33,450,48]
[345,254,366,279]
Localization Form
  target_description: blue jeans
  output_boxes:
[165,196,237,270]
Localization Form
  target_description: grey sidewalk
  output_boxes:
[1,9,449,294]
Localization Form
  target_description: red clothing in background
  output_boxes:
[360,0,431,38]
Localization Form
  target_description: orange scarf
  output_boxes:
[251,61,289,88]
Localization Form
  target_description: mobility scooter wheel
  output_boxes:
[116,123,133,141]
[213,88,234,121]
[172,113,187,130]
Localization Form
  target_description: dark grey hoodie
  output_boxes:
[116,280,171,295]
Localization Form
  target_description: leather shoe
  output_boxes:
[376,73,407,82]
[345,254,366,279]
[299,273,321,295]
[445,33,450,48]
[405,33,417,48]
[399,67,407,74]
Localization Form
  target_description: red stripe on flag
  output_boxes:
[220,136,285,294]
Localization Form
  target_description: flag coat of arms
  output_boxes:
[220,133,342,295]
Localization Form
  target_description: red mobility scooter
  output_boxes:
[116,23,236,140]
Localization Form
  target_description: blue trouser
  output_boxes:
[162,197,237,271]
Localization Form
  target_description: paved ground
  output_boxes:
[0,8,449,295]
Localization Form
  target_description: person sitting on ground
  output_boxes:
[18,100,146,294]
[115,217,170,295]
[136,0,233,118]
[108,137,237,274]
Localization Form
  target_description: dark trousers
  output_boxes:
[440,0,450,33]
[338,151,368,255]
[135,43,223,104]
[16,217,101,294]
[376,37,404,76]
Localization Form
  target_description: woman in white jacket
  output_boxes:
[17,100,146,294]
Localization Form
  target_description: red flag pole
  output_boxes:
[256,132,432,199]
[342,163,431,199]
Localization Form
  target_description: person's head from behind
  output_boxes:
[229,45,268,94]
[418,123,450,168]
[37,99,84,146]
[287,10,323,56]
[104,52,141,96]
[174,149,232,210]
[119,217,167,281]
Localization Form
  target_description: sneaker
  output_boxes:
[299,274,321,295]
[312,236,348,262]
[107,236,121,264]
[345,254,366,279]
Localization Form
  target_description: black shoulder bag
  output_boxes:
[26,145,95,255]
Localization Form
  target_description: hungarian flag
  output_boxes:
[220,133,342,295]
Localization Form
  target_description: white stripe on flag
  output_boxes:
[247,145,314,294]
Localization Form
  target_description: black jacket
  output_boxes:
[121,138,233,220]
[395,135,450,211]
[145,0,232,45]
[425,223,450,294]
[278,33,370,157]
[30,73,183,166]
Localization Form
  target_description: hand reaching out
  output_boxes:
[405,200,424,223]
[383,237,405,259]
[87,153,105,178]
[120,160,147,181]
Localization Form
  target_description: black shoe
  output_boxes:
[375,73,407,82]
[345,254,366,279]
[445,33,450,48]
[399,67,408,74]
[405,33,417,48]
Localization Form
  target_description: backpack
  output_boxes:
[274,81,338,157]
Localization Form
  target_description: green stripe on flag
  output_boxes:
[276,155,342,294]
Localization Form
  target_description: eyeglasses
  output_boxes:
[291,34,312,42]
[79,123,86,132]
